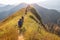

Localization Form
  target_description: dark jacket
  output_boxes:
[18,17,24,28]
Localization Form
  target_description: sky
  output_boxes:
[0,0,46,5]
[0,0,60,11]
[38,0,60,11]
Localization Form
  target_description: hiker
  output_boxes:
[18,16,24,34]
[18,16,24,29]
[25,8,28,15]
[25,6,29,15]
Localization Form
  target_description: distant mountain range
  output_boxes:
[0,3,27,21]
[0,4,6,7]
[33,4,60,26]
[0,4,15,12]
[0,3,60,26]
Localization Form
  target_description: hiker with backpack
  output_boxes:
[18,16,24,33]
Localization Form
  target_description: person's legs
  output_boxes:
[18,25,22,34]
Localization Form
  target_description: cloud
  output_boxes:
[0,0,22,5]
[0,0,47,5]
[38,0,60,11]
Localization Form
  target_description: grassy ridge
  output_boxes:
[0,7,60,40]
[0,8,26,40]
[21,10,60,40]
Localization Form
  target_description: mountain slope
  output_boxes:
[33,4,60,25]
[0,6,60,40]
[0,3,27,21]
[0,5,15,12]
[33,4,60,35]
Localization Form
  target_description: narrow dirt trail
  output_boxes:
[18,7,28,40]
[18,34,24,40]
[18,6,31,40]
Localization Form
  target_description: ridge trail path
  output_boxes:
[18,6,40,40]
[18,34,24,40]
[18,7,28,40]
